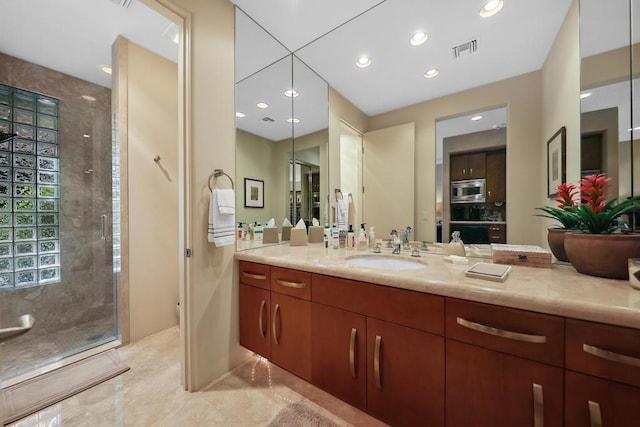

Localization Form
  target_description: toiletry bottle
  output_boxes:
[339,229,347,248]
[254,222,263,242]
[357,223,368,251]
[447,231,466,256]
[237,222,243,239]
[369,226,376,249]
[324,223,330,248]
[332,223,339,249]
[347,225,355,249]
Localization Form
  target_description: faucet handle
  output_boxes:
[374,243,382,253]
[411,247,421,258]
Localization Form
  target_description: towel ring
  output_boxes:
[208,169,234,192]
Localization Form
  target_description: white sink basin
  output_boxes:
[346,255,427,270]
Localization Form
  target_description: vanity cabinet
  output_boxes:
[488,223,506,244]
[239,261,271,358]
[445,299,564,426]
[564,319,640,426]
[485,149,506,203]
[450,151,486,181]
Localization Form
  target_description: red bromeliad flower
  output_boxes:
[580,174,613,214]
[555,182,578,210]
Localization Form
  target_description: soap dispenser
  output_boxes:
[369,226,376,249]
[446,231,466,256]
[357,223,368,251]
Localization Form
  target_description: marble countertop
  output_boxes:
[235,243,640,329]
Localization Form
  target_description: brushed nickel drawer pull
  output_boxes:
[242,272,267,280]
[456,317,547,343]
[275,279,306,289]
[258,300,266,339]
[533,383,544,427]
[272,304,280,345]
[583,344,640,368]
[349,328,357,379]
[588,401,602,427]
[374,335,382,390]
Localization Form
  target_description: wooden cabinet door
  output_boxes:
[450,154,467,181]
[271,292,311,381]
[486,149,506,202]
[466,151,486,179]
[239,284,270,358]
[311,303,367,411]
[367,318,444,427]
[565,370,640,426]
[446,340,563,427]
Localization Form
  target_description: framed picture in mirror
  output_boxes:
[547,126,566,197]
[244,178,264,208]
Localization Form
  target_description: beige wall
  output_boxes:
[367,71,542,244]
[540,0,580,244]
[113,37,179,342]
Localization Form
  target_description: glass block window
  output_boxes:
[0,84,60,290]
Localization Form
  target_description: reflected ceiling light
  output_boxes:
[83,134,91,138]
[38,98,55,105]
[81,95,97,102]
[256,102,268,109]
[423,69,440,79]
[480,0,504,18]
[471,115,483,121]
[627,126,640,131]
[100,65,112,75]
[580,92,592,100]
[356,56,371,68]
[284,89,299,98]
[236,112,245,118]
[286,118,300,123]
[410,32,428,46]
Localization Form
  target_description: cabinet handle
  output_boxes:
[374,335,382,390]
[275,279,306,289]
[258,300,266,338]
[272,304,280,345]
[588,401,602,427]
[349,328,357,379]
[463,168,466,176]
[488,190,491,199]
[470,168,473,176]
[456,317,547,343]
[100,214,107,240]
[242,272,266,280]
[533,383,544,427]
[583,344,640,368]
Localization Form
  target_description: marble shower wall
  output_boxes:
[0,53,115,341]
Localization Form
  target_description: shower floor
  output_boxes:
[0,317,117,383]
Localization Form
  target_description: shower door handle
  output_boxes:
[0,314,35,343]
[100,214,107,240]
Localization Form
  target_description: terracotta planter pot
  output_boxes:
[547,228,570,262]
[564,232,640,280]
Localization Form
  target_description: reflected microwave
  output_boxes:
[451,179,486,204]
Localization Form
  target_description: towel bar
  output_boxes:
[208,169,234,191]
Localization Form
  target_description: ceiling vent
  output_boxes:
[452,39,478,59]
[111,0,134,8]
[262,117,275,122]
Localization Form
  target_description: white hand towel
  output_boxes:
[336,192,349,230]
[216,189,235,215]
[208,189,236,246]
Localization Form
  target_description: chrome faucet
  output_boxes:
[402,226,413,250]
[390,229,401,254]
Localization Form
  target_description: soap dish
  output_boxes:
[465,262,512,282]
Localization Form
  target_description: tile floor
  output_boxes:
[9,327,386,426]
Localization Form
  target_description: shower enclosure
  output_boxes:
[0,53,119,384]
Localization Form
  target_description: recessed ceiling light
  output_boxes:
[480,0,504,18]
[423,69,440,79]
[627,126,640,131]
[256,102,268,109]
[284,89,299,98]
[83,134,91,138]
[356,56,371,68]
[287,118,300,123]
[236,112,245,118]
[81,95,97,102]
[580,92,592,100]
[471,115,483,121]
[100,65,112,75]
[38,98,55,105]
[410,32,428,46]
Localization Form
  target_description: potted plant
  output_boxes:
[563,174,640,279]
[535,182,581,262]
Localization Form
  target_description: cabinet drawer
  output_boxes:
[312,274,444,335]
[271,266,311,300]
[239,261,270,290]
[566,318,640,387]
[446,298,564,367]
[488,224,506,243]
